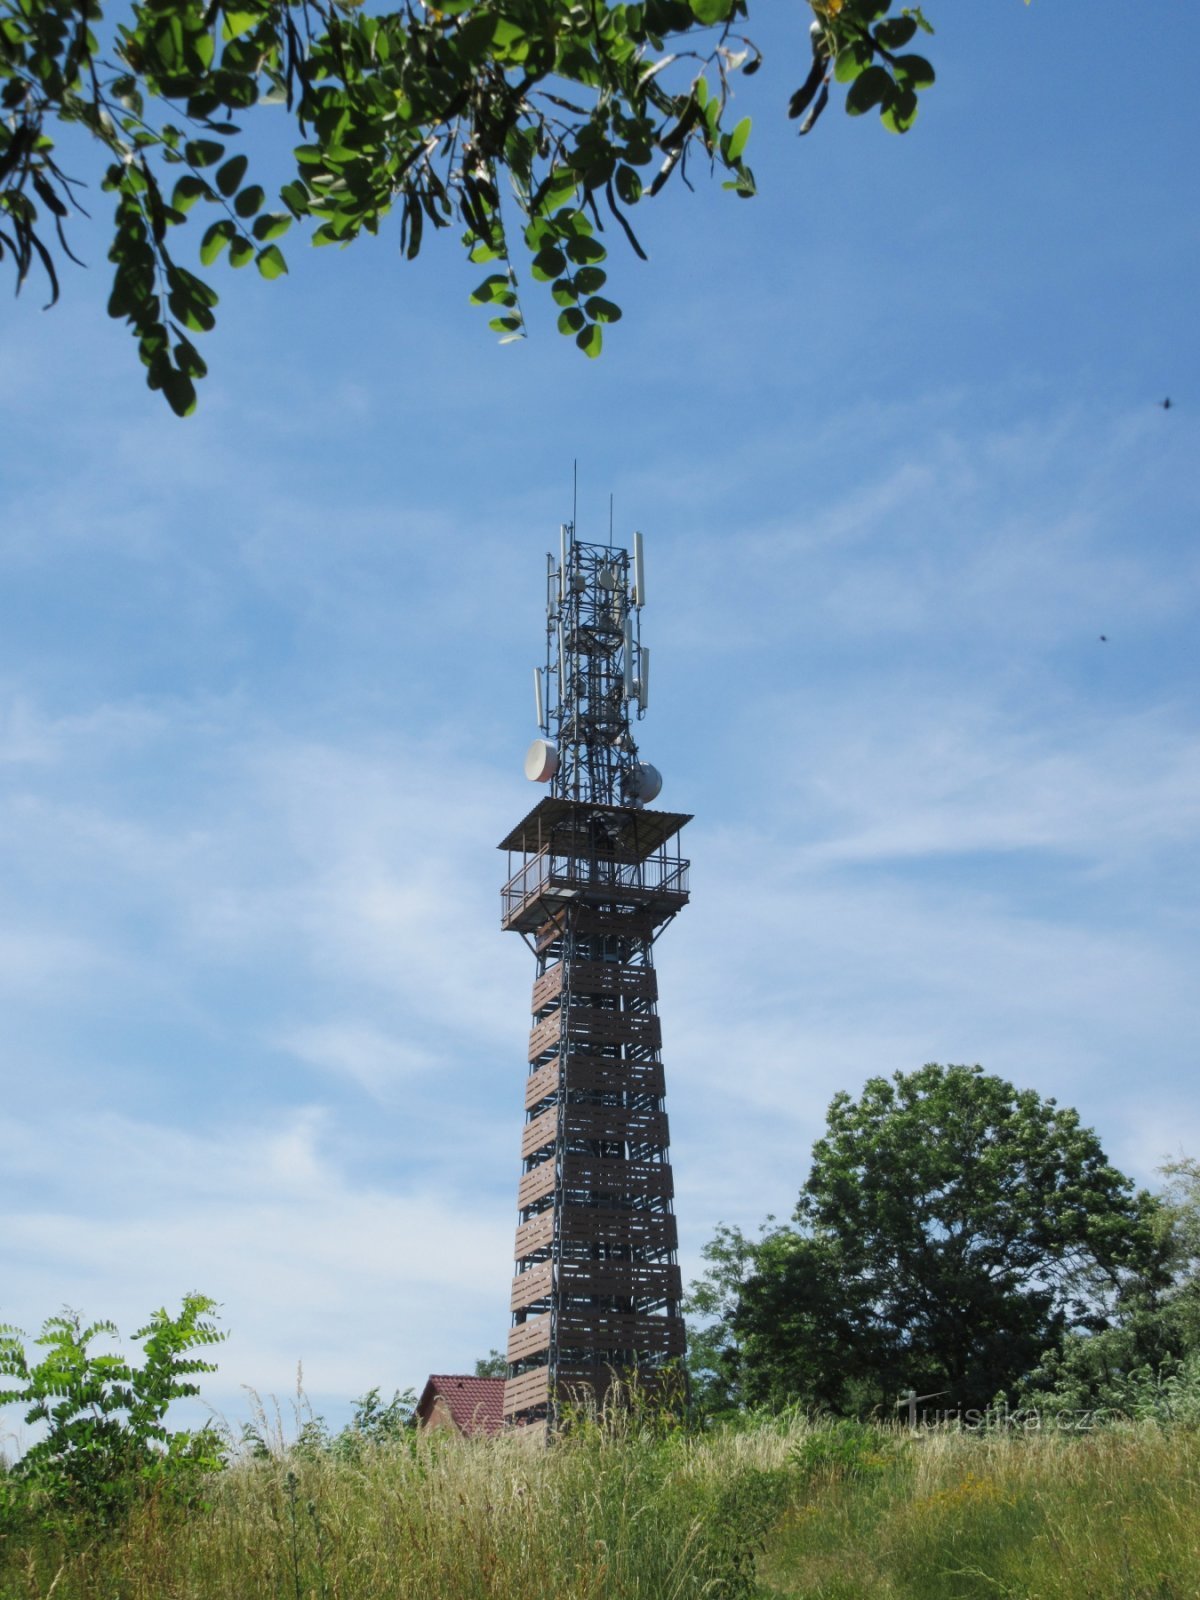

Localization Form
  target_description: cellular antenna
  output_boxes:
[632,530,645,609]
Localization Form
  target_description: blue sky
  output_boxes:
[2,0,1198,1443]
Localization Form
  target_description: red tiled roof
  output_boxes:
[416,1375,506,1436]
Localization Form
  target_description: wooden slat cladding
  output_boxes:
[514,1206,678,1263]
[533,961,658,1011]
[560,1154,674,1201]
[503,1366,549,1416]
[523,1103,670,1160]
[525,1054,666,1110]
[521,1106,559,1160]
[556,1311,686,1356]
[520,1153,675,1209]
[527,1012,562,1061]
[524,1058,561,1110]
[510,1260,554,1311]
[511,1261,681,1313]
[559,1008,662,1051]
[528,1006,662,1062]
[517,1161,557,1209]
[558,1261,682,1302]
[557,1205,678,1254]
[514,1209,554,1258]
[507,1312,551,1362]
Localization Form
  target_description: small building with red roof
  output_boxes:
[414,1375,506,1437]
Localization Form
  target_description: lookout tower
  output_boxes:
[499,522,691,1429]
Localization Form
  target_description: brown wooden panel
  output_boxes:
[524,1059,561,1110]
[562,1008,662,1050]
[524,1104,670,1160]
[557,1206,678,1254]
[561,1056,666,1099]
[558,1262,682,1303]
[531,962,564,1012]
[556,1311,686,1356]
[528,1012,562,1061]
[507,1312,551,1362]
[563,962,658,1003]
[561,1154,674,1201]
[503,1366,549,1416]
[521,1105,559,1160]
[514,1209,554,1259]
[562,1105,669,1148]
[517,1161,557,1209]
[511,1260,554,1312]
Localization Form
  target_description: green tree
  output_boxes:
[474,1349,507,1378]
[691,1065,1161,1416]
[1,0,940,413]
[0,1293,225,1523]
[1020,1156,1200,1416]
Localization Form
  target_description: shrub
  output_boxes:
[0,1293,225,1526]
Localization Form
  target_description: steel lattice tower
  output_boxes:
[499,522,690,1428]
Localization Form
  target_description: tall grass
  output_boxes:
[1,1413,793,1600]
[3,1414,1198,1600]
[762,1421,1200,1600]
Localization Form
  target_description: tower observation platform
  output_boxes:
[500,523,690,1430]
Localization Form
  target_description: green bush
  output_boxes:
[791,1417,903,1483]
[0,1293,225,1527]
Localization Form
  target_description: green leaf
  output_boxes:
[564,235,605,266]
[200,219,235,265]
[228,235,255,267]
[215,155,249,197]
[251,213,292,243]
[615,165,642,206]
[575,322,603,358]
[881,84,920,132]
[557,306,585,334]
[874,16,918,48]
[584,296,621,324]
[234,185,265,218]
[255,244,288,279]
[221,9,261,41]
[171,175,212,212]
[573,266,606,294]
[530,246,566,282]
[470,274,510,305]
[834,39,874,84]
[892,53,935,89]
[184,139,223,168]
[688,0,730,24]
[845,66,894,117]
[725,117,751,163]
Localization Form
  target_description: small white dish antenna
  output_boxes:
[622,761,662,806]
[525,739,559,784]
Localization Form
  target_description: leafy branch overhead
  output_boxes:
[1,0,939,412]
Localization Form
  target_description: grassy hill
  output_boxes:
[3,1413,1198,1599]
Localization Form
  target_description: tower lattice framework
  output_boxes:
[500,523,690,1429]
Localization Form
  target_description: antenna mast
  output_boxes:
[527,522,659,808]
[498,512,689,1433]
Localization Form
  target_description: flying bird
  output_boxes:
[1161,398,1173,410]
[1099,635,1108,642]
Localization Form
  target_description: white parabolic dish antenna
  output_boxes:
[525,738,559,783]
